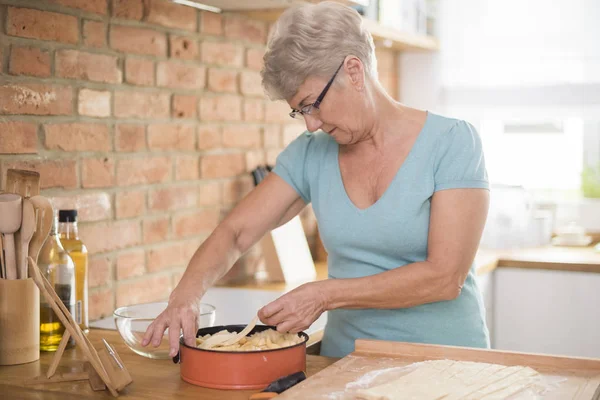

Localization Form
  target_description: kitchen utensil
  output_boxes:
[15,198,35,279]
[27,195,53,264]
[176,324,308,390]
[113,301,216,359]
[249,371,307,399]
[199,315,258,349]
[5,169,40,198]
[0,277,39,365]
[27,257,123,397]
[0,233,5,279]
[0,193,22,280]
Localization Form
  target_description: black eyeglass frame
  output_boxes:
[289,60,345,120]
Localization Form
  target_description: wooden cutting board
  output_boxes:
[278,339,600,399]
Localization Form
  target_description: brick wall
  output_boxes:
[0,0,398,321]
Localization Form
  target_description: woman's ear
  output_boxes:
[344,56,365,91]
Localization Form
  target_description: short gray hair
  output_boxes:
[261,1,377,101]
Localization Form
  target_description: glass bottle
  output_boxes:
[38,217,76,351]
[58,209,89,334]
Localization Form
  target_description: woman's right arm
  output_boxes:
[142,172,305,357]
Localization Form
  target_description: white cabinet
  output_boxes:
[493,267,600,358]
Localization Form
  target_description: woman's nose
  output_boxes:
[304,114,323,133]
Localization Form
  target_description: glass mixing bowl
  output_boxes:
[113,301,216,359]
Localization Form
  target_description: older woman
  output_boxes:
[142,1,490,359]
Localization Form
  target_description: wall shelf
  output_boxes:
[184,0,439,52]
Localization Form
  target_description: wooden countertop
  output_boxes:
[0,330,338,399]
[220,245,600,293]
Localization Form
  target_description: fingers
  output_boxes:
[168,318,182,358]
[258,300,284,322]
[182,313,197,348]
[151,318,168,347]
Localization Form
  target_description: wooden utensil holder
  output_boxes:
[0,278,40,365]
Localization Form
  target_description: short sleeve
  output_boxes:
[273,132,313,203]
[433,120,489,192]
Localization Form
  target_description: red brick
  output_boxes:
[112,0,143,20]
[0,83,72,115]
[243,99,265,122]
[56,49,121,83]
[148,185,198,212]
[201,153,245,179]
[88,257,111,288]
[115,190,146,218]
[1,160,77,189]
[197,124,221,150]
[89,288,114,320]
[80,220,141,254]
[157,61,205,90]
[207,68,237,93]
[199,182,221,206]
[116,157,171,186]
[199,95,242,121]
[246,48,264,71]
[146,243,185,273]
[245,150,266,173]
[263,125,281,148]
[200,11,223,36]
[0,122,37,154]
[201,41,243,67]
[116,250,145,280]
[110,25,167,57]
[83,20,106,48]
[114,91,170,119]
[48,0,107,15]
[266,149,281,165]
[146,0,197,31]
[265,101,291,123]
[283,123,304,146]
[240,71,264,97]
[147,124,195,150]
[9,46,51,77]
[125,58,155,86]
[173,208,220,238]
[78,88,111,117]
[116,275,171,308]
[222,125,261,149]
[175,156,199,181]
[82,157,115,188]
[224,15,267,44]
[170,35,198,60]
[172,94,197,119]
[115,124,146,152]
[44,123,111,152]
[49,192,111,222]
[6,7,78,44]
[222,176,255,204]
[143,217,170,244]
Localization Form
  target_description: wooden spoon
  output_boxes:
[199,316,258,349]
[0,194,22,280]
[0,233,5,279]
[16,198,35,279]
[28,196,54,265]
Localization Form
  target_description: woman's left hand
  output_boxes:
[258,281,329,333]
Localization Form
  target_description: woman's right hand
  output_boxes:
[141,289,202,358]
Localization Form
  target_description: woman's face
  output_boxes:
[287,64,371,145]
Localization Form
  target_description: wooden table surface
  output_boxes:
[0,329,339,399]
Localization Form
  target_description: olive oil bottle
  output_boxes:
[58,209,89,334]
[38,218,76,351]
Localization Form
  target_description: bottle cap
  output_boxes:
[58,209,78,223]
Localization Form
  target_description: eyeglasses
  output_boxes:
[289,60,345,120]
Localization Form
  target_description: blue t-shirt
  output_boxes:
[273,111,490,358]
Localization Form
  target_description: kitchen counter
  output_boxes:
[0,329,338,399]
[221,245,600,293]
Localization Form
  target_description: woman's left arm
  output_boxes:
[259,187,489,333]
